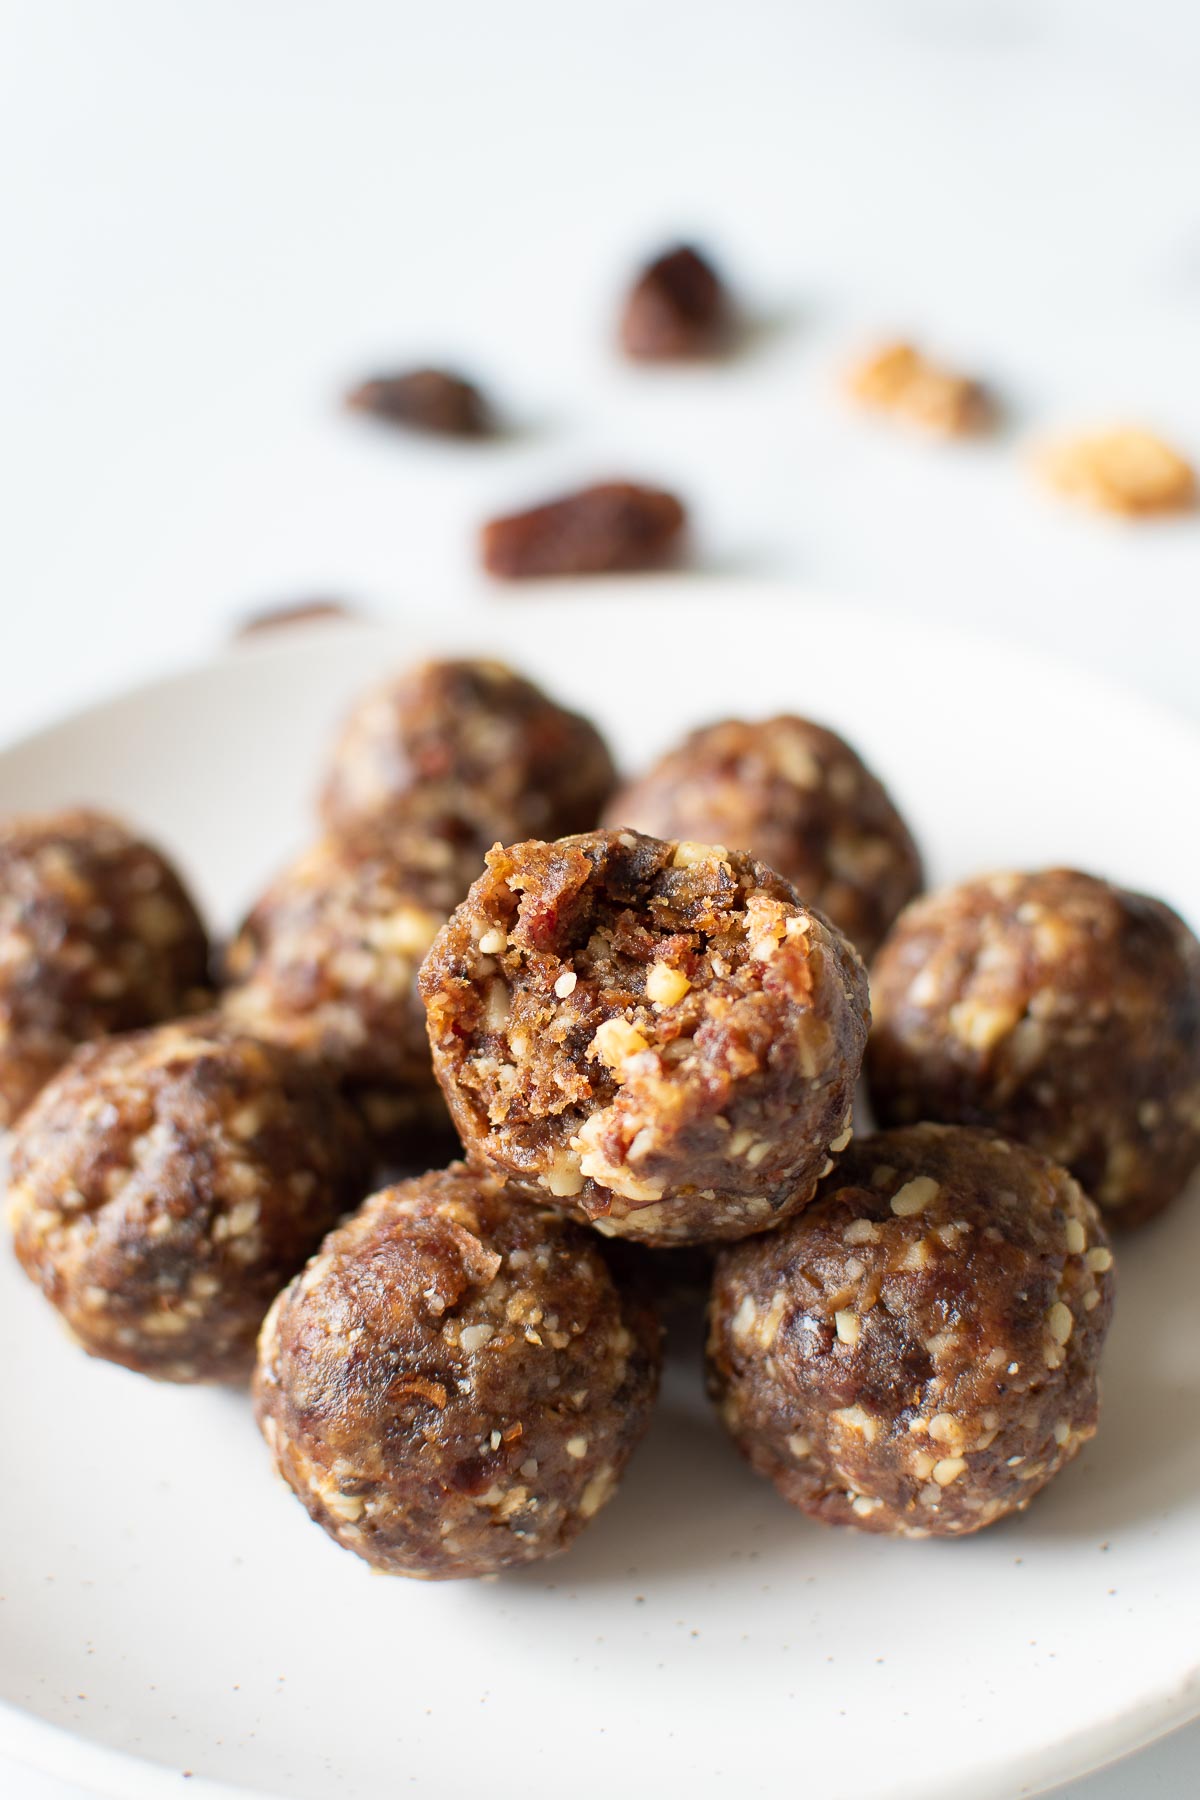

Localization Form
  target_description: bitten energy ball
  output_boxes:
[8,1020,366,1381]
[867,869,1200,1226]
[319,657,617,842]
[420,830,869,1245]
[223,814,482,1146]
[0,809,210,1127]
[254,1163,661,1579]
[605,717,922,962]
[708,1124,1115,1538]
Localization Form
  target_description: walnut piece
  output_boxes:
[1035,427,1196,517]
[846,340,993,437]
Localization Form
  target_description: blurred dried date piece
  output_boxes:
[236,599,362,639]
[346,367,491,438]
[481,482,686,579]
[620,245,730,360]
[847,341,993,437]
[1035,427,1196,518]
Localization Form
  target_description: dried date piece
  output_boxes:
[620,244,730,360]
[867,868,1200,1227]
[846,340,993,437]
[235,599,362,639]
[708,1123,1115,1537]
[481,482,686,579]
[346,367,491,437]
[1035,427,1196,517]
[255,1163,661,1578]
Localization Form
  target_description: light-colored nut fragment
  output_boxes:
[565,1435,589,1460]
[844,1218,880,1245]
[1086,1246,1114,1273]
[672,840,726,869]
[478,927,508,956]
[1064,1218,1087,1255]
[554,970,578,999]
[645,961,691,1007]
[832,1402,877,1442]
[1036,426,1196,517]
[846,340,992,437]
[932,1456,968,1486]
[459,1323,496,1354]
[588,1017,650,1070]
[890,1175,939,1217]
[1047,1301,1074,1344]
[834,1309,861,1347]
[542,1151,584,1198]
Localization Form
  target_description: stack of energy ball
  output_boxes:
[5,659,1199,1577]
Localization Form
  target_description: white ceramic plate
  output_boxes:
[2,586,1198,1800]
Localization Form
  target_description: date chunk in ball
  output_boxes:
[254,1164,661,1579]
[0,809,210,1126]
[9,1021,366,1381]
[319,658,617,842]
[708,1124,1115,1537]
[868,869,1200,1226]
[420,831,869,1245]
[606,717,922,962]
[223,815,482,1146]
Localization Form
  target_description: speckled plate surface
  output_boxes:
[1,586,1198,1800]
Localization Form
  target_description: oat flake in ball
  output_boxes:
[707,1123,1115,1538]
[0,808,210,1127]
[319,657,617,843]
[419,830,869,1246]
[8,1019,367,1381]
[254,1163,662,1579]
[605,716,923,962]
[867,869,1200,1226]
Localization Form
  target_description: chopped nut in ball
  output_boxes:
[480,482,687,579]
[605,715,923,961]
[867,869,1200,1227]
[1034,426,1196,518]
[8,1020,367,1381]
[846,340,993,437]
[254,1163,661,1578]
[419,830,869,1245]
[223,813,483,1149]
[319,657,617,844]
[707,1124,1115,1537]
[0,809,210,1128]
[619,244,731,360]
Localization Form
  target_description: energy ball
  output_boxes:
[254,1163,661,1579]
[419,830,869,1246]
[8,1020,367,1381]
[708,1124,1115,1538]
[319,657,617,842]
[867,869,1200,1227]
[223,813,483,1147]
[605,717,922,961]
[0,809,210,1127]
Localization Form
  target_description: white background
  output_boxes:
[2,1,1198,1794]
